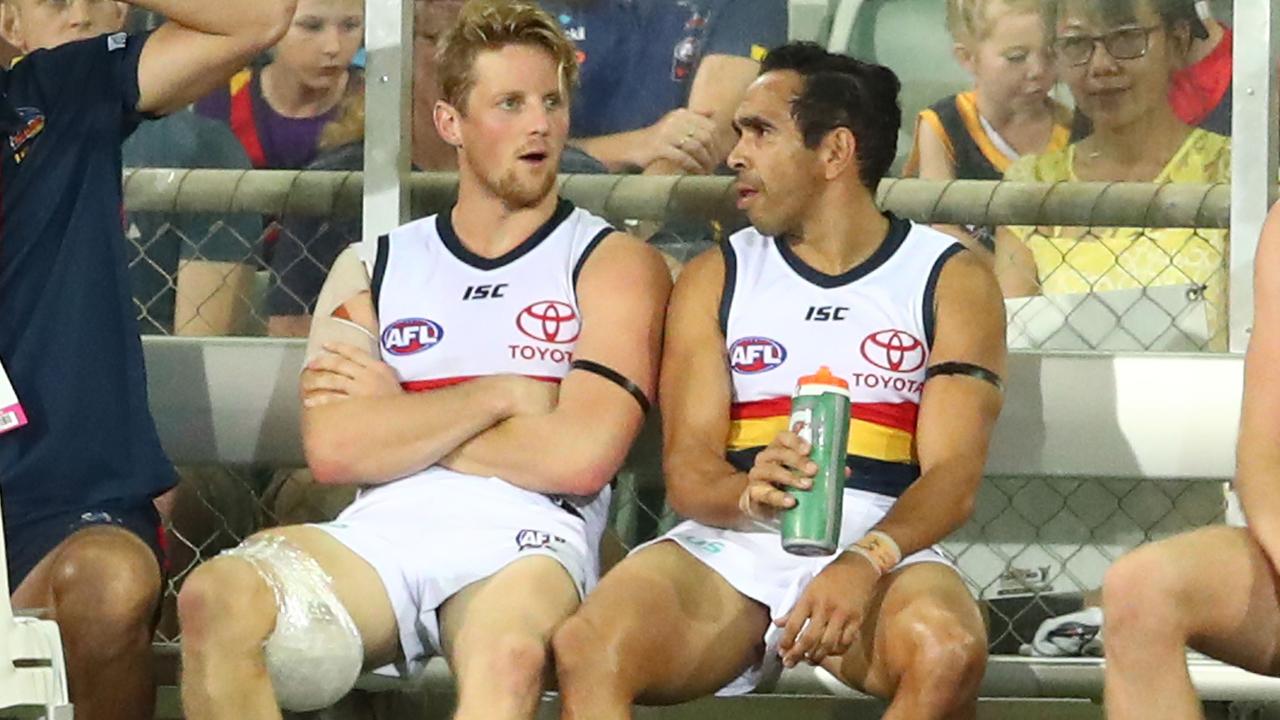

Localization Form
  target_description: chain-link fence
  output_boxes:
[126,169,1233,651]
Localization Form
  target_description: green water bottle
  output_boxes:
[781,366,851,557]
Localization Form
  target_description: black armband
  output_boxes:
[570,359,651,414]
[924,362,1003,390]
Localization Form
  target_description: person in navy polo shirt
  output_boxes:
[545,0,786,175]
[0,0,294,717]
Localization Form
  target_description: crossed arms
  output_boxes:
[300,235,672,497]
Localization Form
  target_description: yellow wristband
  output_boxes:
[848,530,902,576]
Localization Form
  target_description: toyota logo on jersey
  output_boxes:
[860,330,925,373]
[517,301,581,344]
[382,318,444,356]
[729,337,787,374]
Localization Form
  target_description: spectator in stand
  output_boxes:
[124,111,264,336]
[265,0,462,339]
[1170,0,1230,134]
[195,0,365,170]
[905,0,1073,253]
[1072,0,1232,137]
[996,0,1231,348]
[543,0,786,176]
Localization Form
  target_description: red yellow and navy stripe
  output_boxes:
[728,397,917,463]
[401,375,560,393]
[726,396,921,497]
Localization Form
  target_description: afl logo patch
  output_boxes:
[860,330,925,373]
[729,337,787,374]
[381,318,444,356]
[517,301,580,344]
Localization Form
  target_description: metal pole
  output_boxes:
[1229,0,1279,352]
[361,0,413,242]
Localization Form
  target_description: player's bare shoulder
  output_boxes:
[305,245,379,360]
[577,230,673,300]
[935,247,1005,322]
[667,243,728,309]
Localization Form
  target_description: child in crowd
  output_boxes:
[196,0,364,170]
[905,0,1073,252]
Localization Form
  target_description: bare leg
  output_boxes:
[13,526,162,720]
[436,556,579,720]
[178,526,399,720]
[826,562,986,720]
[1104,526,1280,720]
[552,542,770,720]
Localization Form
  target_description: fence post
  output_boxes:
[1229,0,1279,353]
[361,0,413,242]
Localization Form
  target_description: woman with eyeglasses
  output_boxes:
[993,0,1230,349]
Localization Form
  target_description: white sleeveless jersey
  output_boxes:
[354,199,615,526]
[721,215,964,498]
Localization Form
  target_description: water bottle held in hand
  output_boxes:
[781,366,850,556]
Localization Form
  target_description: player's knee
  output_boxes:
[51,529,159,636]
[474,633,550,694]
[178,556,275,651]
[551,613,608,681]
[1103,547,1180,636]
[895,599,986,694]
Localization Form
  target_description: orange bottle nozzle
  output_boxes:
[797,366,849,389]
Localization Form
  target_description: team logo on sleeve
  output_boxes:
[7,108,45,165]
[729,337,787,374]
[860,330,926,373]
[381,318,444,355]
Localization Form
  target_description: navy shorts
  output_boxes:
[6,499,166,592]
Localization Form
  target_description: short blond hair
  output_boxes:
[436,0,578,113]
[946,0,1045,44]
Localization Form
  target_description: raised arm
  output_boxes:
[1235,202,1280,568]
[299,248,549,485]
[657,247,753,526]
[130,0,296,115]
[870,250,1007,554]
[439,233,672,496]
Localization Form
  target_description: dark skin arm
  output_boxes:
[776,251,1007,667]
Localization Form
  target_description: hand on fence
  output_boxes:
[776,552,878,668]
[739,431,817,523]
[301,342,403,407]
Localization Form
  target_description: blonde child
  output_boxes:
[908,0,1071,183]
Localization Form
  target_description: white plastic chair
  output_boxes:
[0,493,72,719]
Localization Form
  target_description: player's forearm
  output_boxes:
[664,450,751,529]
[128,0,292,44]
[870,462,982,556]
[570,130,647,173]
[303,382,513,486]
[441,409,641,496]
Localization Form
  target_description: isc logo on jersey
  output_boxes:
[729,337,787,374]
[382,318,444,356]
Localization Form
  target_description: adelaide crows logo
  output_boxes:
[8,107,45,165]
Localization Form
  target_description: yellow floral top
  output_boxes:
[1004,128,1232,348]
